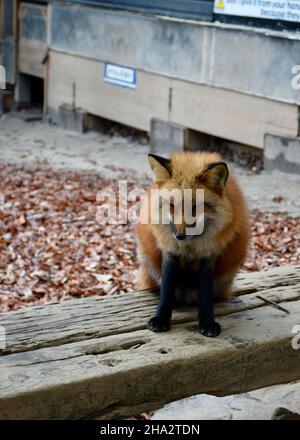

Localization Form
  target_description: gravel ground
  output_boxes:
[1,114,300,216]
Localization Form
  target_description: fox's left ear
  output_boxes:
[198,162,229,193]
[148,154,171,182]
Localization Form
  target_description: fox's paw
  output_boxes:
[198,321,221,337]
[147,316,171,332]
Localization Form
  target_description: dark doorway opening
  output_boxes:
[29,75,44,108]
[17,73,44,112]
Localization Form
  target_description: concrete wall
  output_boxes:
[47,1,300,150]
[18,3,47,79]
[1,0,17,85]
[47,51,298,148]
[50,2,300,104]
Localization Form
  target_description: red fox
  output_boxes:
[136,151,250,337]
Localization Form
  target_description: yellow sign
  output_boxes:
[216,0,225,9]
[214,0,300,23]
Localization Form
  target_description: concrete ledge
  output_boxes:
[51,3,300,104]
[48,51,299,149]
[264,134,300,175]
[150,119,215,155]
[0,90,14,115]
[58,104,87,134]
[150,118,187,155]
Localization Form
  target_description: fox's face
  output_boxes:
[148,152,233,242]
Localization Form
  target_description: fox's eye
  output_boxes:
[204,201,214,210]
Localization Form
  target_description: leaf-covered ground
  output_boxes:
[0,163,299,312]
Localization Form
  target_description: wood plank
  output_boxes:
[0,266,299,419]
[1,265,299,355]
[47,50,299,148]
[0,301,299,419]
[170,78,299,149]
[47,51,170,131]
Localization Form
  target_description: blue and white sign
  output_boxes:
[104,63,136,89]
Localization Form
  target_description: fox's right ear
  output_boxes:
[198,161,229,194]
[148,154,171,181]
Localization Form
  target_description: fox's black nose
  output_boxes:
[175,232,186,240]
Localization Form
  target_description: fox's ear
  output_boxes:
[198,162,229,193]
[148,154,171,181]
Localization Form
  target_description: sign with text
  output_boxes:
[214,0,300,23]
[104,63,136,89]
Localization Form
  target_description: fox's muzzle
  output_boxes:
[175,232,186,241]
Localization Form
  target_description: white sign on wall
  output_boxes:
[104,63,136,89]
[214,0,300,23]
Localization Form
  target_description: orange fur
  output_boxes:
[136,151,250,304]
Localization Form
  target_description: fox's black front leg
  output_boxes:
[197,259,221,337]
[147,255,179,332]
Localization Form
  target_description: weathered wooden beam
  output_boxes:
[0,265,300,419]
[48,50,299,148]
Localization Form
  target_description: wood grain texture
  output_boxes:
[0,265,299,419]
